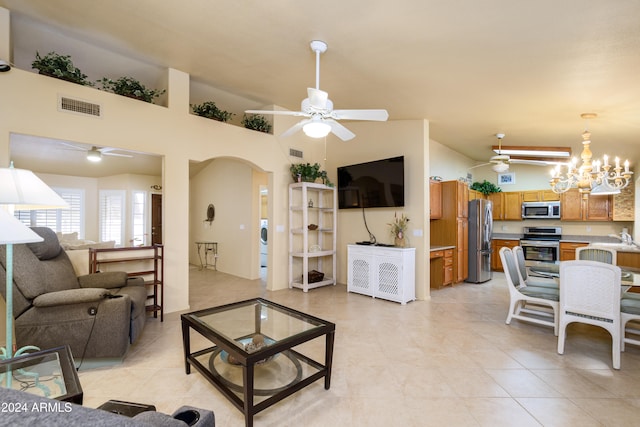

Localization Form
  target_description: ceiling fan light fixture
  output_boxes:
[303,120,331,138]
[492,162,509,173]
[87,148,102,162]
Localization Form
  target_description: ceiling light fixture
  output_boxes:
[302,117,331,138]
[550,113,632,198]
[86,147,102,162]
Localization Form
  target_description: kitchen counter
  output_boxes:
[491,234,521,240]
[430,245,455,251]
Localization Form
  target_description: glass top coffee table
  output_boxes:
[181,298,335,427]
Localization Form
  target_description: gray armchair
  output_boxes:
[0,227,147,361]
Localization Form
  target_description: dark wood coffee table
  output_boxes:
[181,298,335,427]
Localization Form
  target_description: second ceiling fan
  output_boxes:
[245,40,389,141]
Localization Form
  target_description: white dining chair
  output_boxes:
[513,246,558,289]
[621,292,640,351]
[557,260,621,369]
[576,246,616,265]
[499,247,559,335]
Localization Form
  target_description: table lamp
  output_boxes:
[0,163,68,363]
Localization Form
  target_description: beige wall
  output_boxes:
[326,119,430,300]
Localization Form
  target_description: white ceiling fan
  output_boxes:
[58,142,134,162]
[245,40,389,141]
[470,134,564,172]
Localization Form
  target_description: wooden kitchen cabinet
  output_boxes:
[430,248,454,289]
[559,241,589,261]
[430,180,469,283]
[521,190,560,202]
[488,191,521,221]
[468,189,484,201]
[430,179,442,219]
[491,239,519,271]
[561,189,611,221]
[617,251,640,268]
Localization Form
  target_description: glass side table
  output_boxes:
[0,345,83,404]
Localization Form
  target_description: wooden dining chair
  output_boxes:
[575,247,616,265]
[499,247,559,335]
[557,260,622,369]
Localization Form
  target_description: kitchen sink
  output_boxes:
[588,243,640,252]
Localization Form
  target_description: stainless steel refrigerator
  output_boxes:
[467,199,493,283]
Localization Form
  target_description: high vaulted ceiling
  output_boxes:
[3,0,640,167]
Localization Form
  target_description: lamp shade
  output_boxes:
[0,166,68,209]
[0,209,43,244]
[303,119,331,138]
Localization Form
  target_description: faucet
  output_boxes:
[609,231,639,247]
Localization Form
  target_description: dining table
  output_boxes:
[529,263,640,292]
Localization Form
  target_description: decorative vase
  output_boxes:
[394,232,407,248]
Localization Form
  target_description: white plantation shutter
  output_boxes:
[131,191,146,245]
[99,190,125,245]
[14,188,84,235]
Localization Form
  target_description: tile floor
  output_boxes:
[78,267,640,426]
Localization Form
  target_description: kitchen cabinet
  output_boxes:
[489,192,521,221]
[429,179,442,219]
[521,190,560,202]
[561,189,611,221]
[491,239,519,271]
[468,189,484,201]
[559,241,589,261]
[430,180,469,283]
[430,248,454,289]
[347,245,416,304]
[289,182,337,292]
[617,251,640,268]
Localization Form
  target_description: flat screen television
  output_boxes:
[337,156,405,209]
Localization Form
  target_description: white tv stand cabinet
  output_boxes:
[347,244,416,304]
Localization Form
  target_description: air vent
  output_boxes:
[289,148,303,158]
[58,95,102,117]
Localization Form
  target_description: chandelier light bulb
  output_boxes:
[549,113,632,196]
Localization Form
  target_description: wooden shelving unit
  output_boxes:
[89,244,164,321]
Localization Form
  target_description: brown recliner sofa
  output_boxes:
[0,227,147,361]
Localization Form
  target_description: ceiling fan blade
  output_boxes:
[307,88,329,109]
[468,162,491,170]
[103,152,133,158]
[245,109,308,117]
[59,141,84,151]
[326,119,356,141]
[331,109,389,121]
[280,119,312,138]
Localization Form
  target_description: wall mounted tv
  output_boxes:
[337,156,405,209]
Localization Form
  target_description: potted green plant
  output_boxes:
[31,51,93,86]
[470,180,502,195]
[290,162,323,183]
[97,76,166,103]
[242,114,272,133]
[191,101,234,122]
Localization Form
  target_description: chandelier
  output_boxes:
[549,113,632,197]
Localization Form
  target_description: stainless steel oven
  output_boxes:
[520,226,562,266]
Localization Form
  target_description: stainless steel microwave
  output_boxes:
[521,201,561,219]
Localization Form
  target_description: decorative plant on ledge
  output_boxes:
[31,51,93,86]
[97,76,166,103]
[470,180,502,195]
[388,212,410,247]
[191,101,235,122]
[290,162,323,183]
[242,114,272,133]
